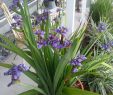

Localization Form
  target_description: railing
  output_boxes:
[0,0,34,20]
[0,0,36,61]
[0,0,38,34]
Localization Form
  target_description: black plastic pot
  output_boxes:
[43,1,56,9]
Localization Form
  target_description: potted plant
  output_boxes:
[43,0,56,9]
[0,0,112,95]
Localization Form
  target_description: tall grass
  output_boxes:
[90,0,113,23]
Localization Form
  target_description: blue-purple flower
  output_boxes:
[34,30,45,38]
[48,34,59,44]
[17,64,29,72]
[9,0,24,10]
[36,33,71,49]
[35,10,50,24]
[47,34,71,49]
[9,0,19,10]
[70,55,87,73]
[55,26,68,36]
[97,22,107,32]
[4,64,29,87]
[63,40,71,47]
[11,23,17,28]
[11,15,22,28]
[51,40,64,49]
[70,55,87,66]
[101,44,110,51]
[13,0,19,5]
[73,68,78,73]
[52,40,71,49]
[42,10,50,21]
[109,41,113,47]
[13,15,21,22]
[37,40,47,49]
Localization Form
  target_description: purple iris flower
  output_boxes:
[13,15,21,22]
[48,34,59,44]
[70,55,87,66]
[47,34,71,49]
[34,30,45,38]
[51,39,71,49]
[36,33,71,49]
[52,40,64,49]
[4,64,29,87]
[101,44,110,51]
[97,22,107,32]
[73,68,78,73]
[17,64,29,71]
[48,35,63,49]
[37,40,47,49]
[9,0,24,10]
[41,10,50,21]
[70,55,86,73]
[11,15,22,28]
[9,0,19,10]
[63,40,71,47]
[13,0,19,5]
[36,10,50,23]
[47,34,61,49]
[11,23,17,28]
[41,15,48,21]
[70,59,82,66]
[55,26,68,36]
[109,41,113,47]
[78,55,87,61]
[48,34,56,40]
[36,16,42,24]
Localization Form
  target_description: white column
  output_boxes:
[80,0,87,22]
[66,0,76,37]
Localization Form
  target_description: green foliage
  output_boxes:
[79,17,113,95]
[18,89,38,95]
[80,61,113,95]
[90,0,113,23]
[62,87,99,95]
[0,0,113,95]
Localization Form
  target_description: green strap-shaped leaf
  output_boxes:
[101,62,113,69]
[54,25,87,91]
[18,89,38,95]
[0,63,12,68]
[62,87,99,95]
[0,34,35,68]
[24,71,39,84]
[19,83,46,95]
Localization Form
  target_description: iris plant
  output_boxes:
[0,0,100,95]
